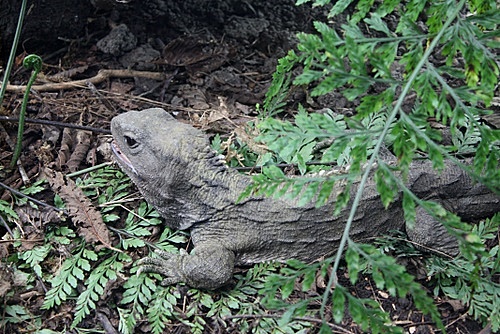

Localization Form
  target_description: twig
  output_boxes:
[0,122,15,150]
[0,116,111,134]
[15,159,30,184]
[2,69,167,93]
[360,235,454,259]
[234,161,339,172]
[66,162,114,178]
[0,214,14,237]
[0,238,44,245]
[87,80,116,112]
[0,180,67,215]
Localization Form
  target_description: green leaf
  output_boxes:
[333,184,351,215]
[71,255,120,328]
[328,0,355,17]
[302,268,316,291]
[319,323,333,334]
[406,0,427,21]
[316,179,335,207]
[281,278,295,299]
[364,13,393,36]
[346,246,361,284]
[19,244,51,277]
[374,166,398,209]
[402,192,416,229]
[297,181,320,206]
[331,287,346,323]
[296,0,312,5]
[0,200,19,220]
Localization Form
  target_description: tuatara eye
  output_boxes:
[124,135,139,149]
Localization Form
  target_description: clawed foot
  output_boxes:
[137,249,188,286]
[136,245,235,289]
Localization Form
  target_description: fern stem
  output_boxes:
[425,61,484,130]
[319,0,468,321]
[66,162,114,178]
[0,0,28,105]
[10,55,43,167]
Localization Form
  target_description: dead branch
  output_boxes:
[3,69,166,93]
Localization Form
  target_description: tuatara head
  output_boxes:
[110,108,212,229]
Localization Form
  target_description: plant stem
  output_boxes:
[319,0,468,321]
[66,162,115,178]
[0,0,28,106]
[10,55,43,167]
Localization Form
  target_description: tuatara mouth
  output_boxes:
[111,140,138,175]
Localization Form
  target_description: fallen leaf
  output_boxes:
[43,168,115,250]
[66,130,91,172]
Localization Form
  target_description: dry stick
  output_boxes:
[2,69,167,92]
[66,162,114,178]
[0,180,67,215]
[4,71,209,116]
[0,115,111,134]
[0,214,14,237]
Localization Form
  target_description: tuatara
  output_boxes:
[110,108,500,289]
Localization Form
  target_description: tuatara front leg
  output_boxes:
[138,244,235,289]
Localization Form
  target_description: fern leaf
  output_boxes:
[42,245,90,309]
[147,287,178,334]
[71,255,119,328]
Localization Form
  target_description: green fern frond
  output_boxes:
[146,286,179,334]
[41,244,94,309]
[71,254,120,328]
[427,215,500,331]
[18,244,51,278]
[118,274,157,333]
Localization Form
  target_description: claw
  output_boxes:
[134,245,235,289]
[136,251,186,285]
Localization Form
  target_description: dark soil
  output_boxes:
[0,1,495,333]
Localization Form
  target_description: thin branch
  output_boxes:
[0,116,111,134]
[0,0,28,103]
[0,180,67,215]
[2,69,166,93]
[66,162,114,178]
[0,214,14,237]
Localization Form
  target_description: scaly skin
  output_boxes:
[111,108,500,289]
